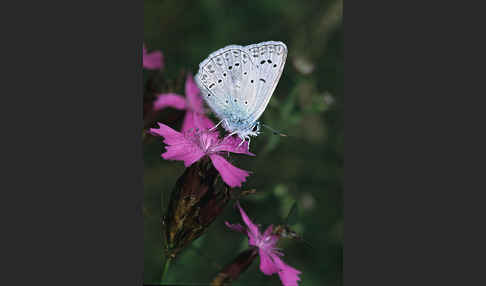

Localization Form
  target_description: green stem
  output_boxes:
[161,256,172,284]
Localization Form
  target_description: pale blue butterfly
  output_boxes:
[195,41,287,149]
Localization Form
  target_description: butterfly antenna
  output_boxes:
[262,124,287,137]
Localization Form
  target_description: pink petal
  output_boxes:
[162,144,205,167]
[184,74,205,113]
[181,111,214,133]
[209,154,250,188]
[149,123,205,166]
[143,49,163,70]
[267,234,281,249]
[225,221,245,233]
[234,201,260,243]
[149,123,185,145]
[273,255,302,286]
[263,225,275,238]
[259,249,280,275]
[153,93,187,111]
[213,135,255,156]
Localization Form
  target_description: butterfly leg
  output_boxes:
[224,131,238,140]
[246,136,251,150]
[237,138,246,148]
[209,119,224,131]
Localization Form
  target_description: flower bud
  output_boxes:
[211,248,259,286]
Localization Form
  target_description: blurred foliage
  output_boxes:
[144,0,343,285]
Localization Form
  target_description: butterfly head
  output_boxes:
[250,121,261,136]
[236,121,260,140]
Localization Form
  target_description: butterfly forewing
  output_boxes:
[195,41,287,132]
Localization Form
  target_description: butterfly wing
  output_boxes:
[244,41,287,123]
[195,45,255,125]
[195,41,287,131]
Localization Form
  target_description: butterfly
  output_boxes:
[195,41,287,148]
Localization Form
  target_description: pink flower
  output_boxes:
[143,43,164,70]
[225,202,302,286]
[149,123,254,188]
[153,74,214,132]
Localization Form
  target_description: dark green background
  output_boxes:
[144,0,343,285]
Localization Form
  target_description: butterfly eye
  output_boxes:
[252,125,258,132]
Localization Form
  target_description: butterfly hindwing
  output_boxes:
[245,41,287,123]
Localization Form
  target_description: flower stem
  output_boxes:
[161,256,172,284]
